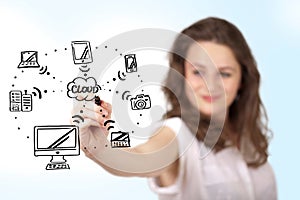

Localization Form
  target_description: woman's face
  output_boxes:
[184,41,242,117]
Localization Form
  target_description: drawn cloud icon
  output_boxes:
[67,77,101,101]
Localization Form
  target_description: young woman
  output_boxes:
[74,17,277,199]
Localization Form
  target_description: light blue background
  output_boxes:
[1,0,299,199]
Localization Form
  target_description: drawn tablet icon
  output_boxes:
[18,51,40,68]
[71,41,93,64]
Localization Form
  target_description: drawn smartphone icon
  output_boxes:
[21,94,32,112]
[71,41,93,64]
[9,90,22,112]
[124,54,137,73]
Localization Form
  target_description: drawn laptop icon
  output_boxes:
[18,51,40,68]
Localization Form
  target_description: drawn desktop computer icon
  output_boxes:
[34,125,80,170]
[71,41,93,64]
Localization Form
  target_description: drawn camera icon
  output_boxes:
[130,94,151,110]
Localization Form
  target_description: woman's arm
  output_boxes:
[87,126,178,178]
[73,99,179,183]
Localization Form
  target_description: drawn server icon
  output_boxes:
[9,90,22,112]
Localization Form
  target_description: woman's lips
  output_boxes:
[202,95,220,103]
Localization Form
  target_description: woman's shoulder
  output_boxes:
[161,117,184,132]
[159,117,194,134]
[149,117,186,145]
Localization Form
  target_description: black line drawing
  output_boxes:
[117,70,126,81]
[34,125,80,170]
[67,76,101,101]
[130,94,151,110]
[32,87,42,99]
[9,90,32,112]
[124,54,137,73]
[79,65,90,72]
[104,119,115,130]
[72,115,84,124]
[9,90,22,112]
[21,90,32,112]
[121,90,131,100]
[71,41,93,64]
[39,65,48,74]
[18,51,40,68]
[111,131,130,148]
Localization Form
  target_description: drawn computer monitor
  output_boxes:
[71,41,93,64]
[34,125,80,170]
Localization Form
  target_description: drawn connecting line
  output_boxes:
[9,90,32,112]
[124,54,137,73]
[111,131,130,148]
[34,125,80,170]
[71,41,93,65]
[130,94,151,110]
[18,51,40,68]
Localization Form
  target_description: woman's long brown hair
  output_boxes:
[163,17,272,167]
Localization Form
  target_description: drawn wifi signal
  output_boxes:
[72,115,84,124]
[32,87,42,99]
[104,120,115,130]
[121,91,131,100]
[39,66,48,74]
[118,70,126,81]
[79,65,90,73]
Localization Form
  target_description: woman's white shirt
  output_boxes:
[148,117,277,200]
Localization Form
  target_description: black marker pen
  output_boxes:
[95,95,101,106]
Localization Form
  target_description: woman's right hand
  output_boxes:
[71,96,179,178]
[71,97,112,158]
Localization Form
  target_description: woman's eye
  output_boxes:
[220,72,231,78]
[192,70,204,76]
